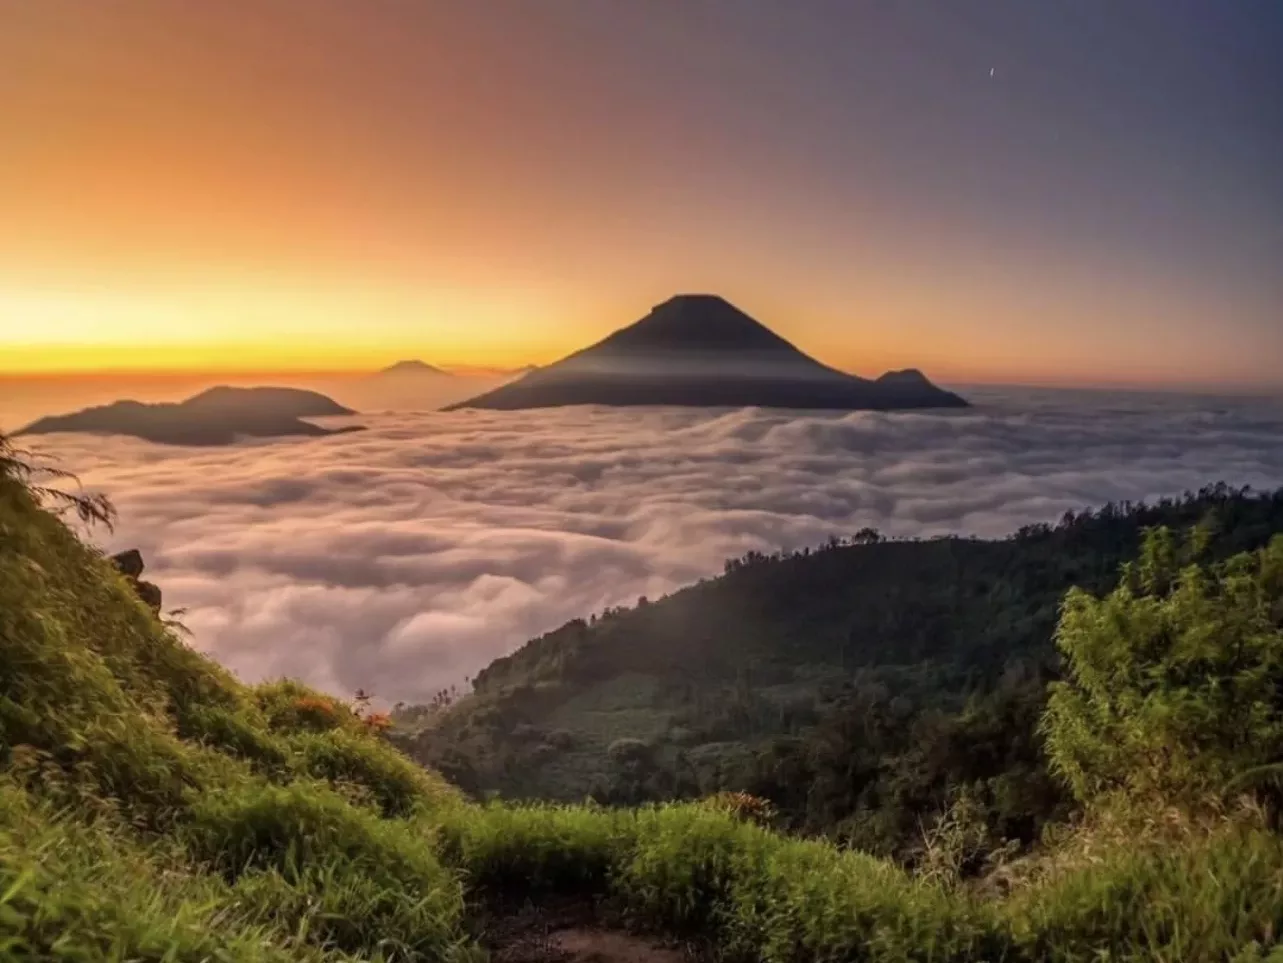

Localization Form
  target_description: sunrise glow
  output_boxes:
[1,3,1279,390]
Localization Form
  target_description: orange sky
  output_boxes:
[2,3,1280,389]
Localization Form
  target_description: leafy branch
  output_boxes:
[0,432,115,530]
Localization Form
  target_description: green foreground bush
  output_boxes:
[2,443,1282,961]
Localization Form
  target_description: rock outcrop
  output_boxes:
[110,549,163,614]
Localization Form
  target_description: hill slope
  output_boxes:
[411,486,1283,855]
[17,386,361,445]
[446,295,967,411]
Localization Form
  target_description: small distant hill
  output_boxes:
[16,386,362,446]
[446,294,967,411]
[375,360,451,377]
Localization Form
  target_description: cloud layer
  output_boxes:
[31,387,1283,703]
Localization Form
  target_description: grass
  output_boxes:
[439,800,1010,961]
[443,798,1283,962]
[1006,825,1283,962]
[0,781,334,963]
[184,781,469,960]
[2,456,1282,961]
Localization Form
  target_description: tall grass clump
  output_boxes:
[292,727,460,818]
[437,801,634,897]
[176,702,293,775]
[184,781,468,959]
[0,780,319,962]
[615,803,1008,962]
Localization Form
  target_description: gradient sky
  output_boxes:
[2,1,1280,387]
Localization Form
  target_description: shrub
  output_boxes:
[1043,530,1283,810]
[718,834,1004,963]
[615,804,759,932]
[292,728,459,818]
[255,681,357,735]
[702,790,777,826]
[178,703,291,775]
[436,802,632,897]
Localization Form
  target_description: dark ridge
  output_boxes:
[17,386,362,446]
[182,386,353,417]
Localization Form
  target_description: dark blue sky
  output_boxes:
[560,0,1282,287]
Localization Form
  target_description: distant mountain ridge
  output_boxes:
[375,360,451,377]
[447,294,967,411]
[17,386,363,446]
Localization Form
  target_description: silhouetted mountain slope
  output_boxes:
[17,386,361,446]
[376,360,451,377]
[446,295,967,411]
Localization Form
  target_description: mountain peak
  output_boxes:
[655,292,733,309]
[877,368,930,384]
[597,293,797,355]
[379,360,448,376]
[183,386,353,416]
[445,295,969,412]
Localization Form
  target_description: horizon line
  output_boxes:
[2,366,1280,398]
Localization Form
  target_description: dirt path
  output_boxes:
[495,927,690,963]
[480,899,697,963]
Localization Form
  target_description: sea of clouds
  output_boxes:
[25,386,1283,704]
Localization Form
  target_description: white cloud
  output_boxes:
[31,387,1283,704]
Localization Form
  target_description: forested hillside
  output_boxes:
[407,485,1283,861]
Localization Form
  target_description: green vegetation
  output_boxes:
[409,486,1283,862]
[0,439,473,962]
[4,434,1283,961]
[1045,525,1283,809]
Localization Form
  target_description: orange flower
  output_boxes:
[294,696,338,717]
[702,791,776,825]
